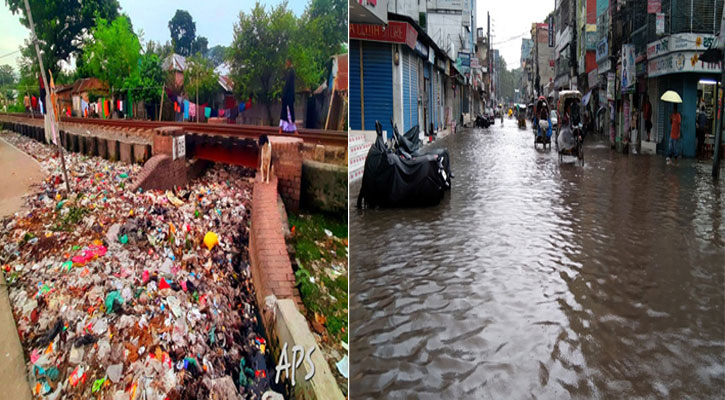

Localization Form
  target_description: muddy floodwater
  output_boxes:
[350,120,725,399]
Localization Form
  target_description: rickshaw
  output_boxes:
[555,90,584,165]
[533,96,552,149]
[517,104,527,129]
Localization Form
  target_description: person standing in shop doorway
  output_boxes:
[643,95,653,141]
[667,104,682,165]
[697,106,707,157]
[279,57,297,135]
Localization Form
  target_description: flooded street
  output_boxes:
[350,120,725,399]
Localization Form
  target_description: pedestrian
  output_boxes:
[279,57,297,135]
[697,106,707,157]
[643,95,653,141]
[667,104,682,165]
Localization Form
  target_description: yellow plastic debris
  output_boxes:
[203,232,219,250]
[166,190,184,207]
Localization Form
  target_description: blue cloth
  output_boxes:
[668,137,681,158]
[183,100,189,120]
[211,108,218,118]
[239,102,245,112]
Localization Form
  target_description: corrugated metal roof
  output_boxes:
[162,53,187,72]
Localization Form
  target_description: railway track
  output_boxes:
[0,113,347,147]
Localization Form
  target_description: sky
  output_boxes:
[477,0,557,70]
[0,0,307,73]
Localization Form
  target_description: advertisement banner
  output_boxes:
[596,38,608,62]
[607,72,615,100]
[621,44,636,90]
[656,13,665,35]
[648,0,661,14]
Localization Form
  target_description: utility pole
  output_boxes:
[23,0,70,193]
[488,12,491,107]
[712,2,725,179]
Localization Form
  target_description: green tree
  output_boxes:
[0,64,16,88]
[5,0,120,78]
[229,2,296,124]
[184,54,219,117]
[122,53,164,106]
[168,10,196,56]
[82,16,141,99]
[206,45,228,67]
[192,36,209,57]
[146,40,173,59]
[289,0,346,91]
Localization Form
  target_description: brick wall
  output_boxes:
[249,172,302,333]
[128,154,187,192]
[269,136,303,212]
[129,127,189,192]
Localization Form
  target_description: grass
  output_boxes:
[288,212,348,344]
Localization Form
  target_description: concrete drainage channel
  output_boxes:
[0,117,344,399]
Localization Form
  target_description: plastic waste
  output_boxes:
[107,363,123,383]
[204,231,219,250]
[105,291,124,314]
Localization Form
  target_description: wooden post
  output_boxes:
[23,0,71,193]
[158,83,165,121]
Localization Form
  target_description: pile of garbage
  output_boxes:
[0,130,279,399]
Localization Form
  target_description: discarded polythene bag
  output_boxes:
[0,130,269,400]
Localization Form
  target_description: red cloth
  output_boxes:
[31,96,38,109]
[245,98,252,109]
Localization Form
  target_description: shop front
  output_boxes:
[349,21,418,135]
[647,33,722,158]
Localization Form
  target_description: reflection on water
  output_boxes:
[350,121,725,399]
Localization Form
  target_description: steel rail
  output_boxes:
[0,113,347,146]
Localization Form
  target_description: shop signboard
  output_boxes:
[586,28,597,51]
[457,51,471,67]
[648,51,722,77]
[596,38,608,62]
[548,15,554,47]
[350,21,417,50]
[598,58,612,74]
[415,40,429,58]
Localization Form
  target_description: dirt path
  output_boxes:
[0,136,45,218]
[0,135,42,400]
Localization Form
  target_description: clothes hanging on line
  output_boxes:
[183,100,190,120]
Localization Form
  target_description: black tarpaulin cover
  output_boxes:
[357,122,446,208]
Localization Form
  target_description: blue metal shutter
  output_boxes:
[411,54,419,130]
[403,49,411,132]
[349,40,362,130]
[362,42,393,132]
[432,71,438,130]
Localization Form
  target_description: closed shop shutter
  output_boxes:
[403,49,412,132]
[411,54,419,131]
[362,42,393,132]
[349,40,362,130]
